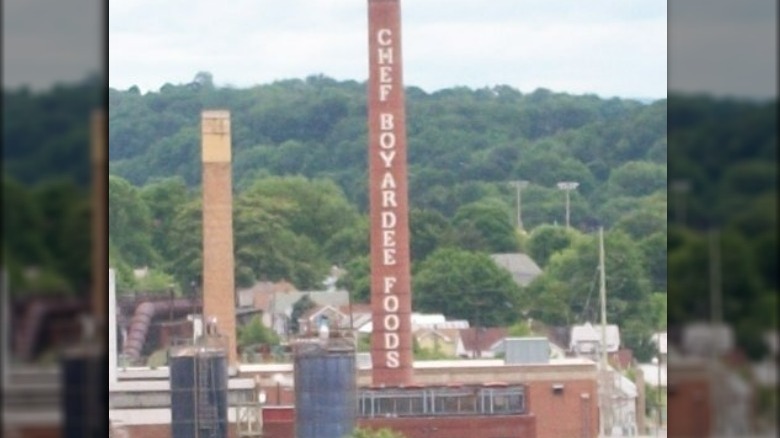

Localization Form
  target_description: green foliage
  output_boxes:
[134,269,179,295]
[606,161,667,198]
[338,256,371,303]
[507,321,533,337]
[347,427,406,438]
[4,75,101,186]
[649,293,667,330]
[109,175,157,267]
[526,224,579,267]
[452,198,518,253]
[412,248,523,326]
[528,229,654,357]
[289,295,316,334]
[239,316,280,348]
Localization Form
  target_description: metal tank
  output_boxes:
[61,343,106,438]
[294,333,357,438]
[170,336,229,438]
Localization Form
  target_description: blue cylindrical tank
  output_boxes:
[61,345,107,438]
[170,347,228,438]
[294,343,356,438]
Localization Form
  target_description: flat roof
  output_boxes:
[117,357,596,381]
[413,357,595,369]
[111,378,256,393]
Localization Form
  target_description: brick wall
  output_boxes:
[526,379,598,438]
[201,110,237,365]
[361,415,536,438]
[667,379,711,437]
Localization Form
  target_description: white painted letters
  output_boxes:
[386,351,400,368]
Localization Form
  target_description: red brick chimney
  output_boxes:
[368,0,413,386]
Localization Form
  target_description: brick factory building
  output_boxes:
[107,358,599,438]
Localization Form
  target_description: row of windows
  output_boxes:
[357,387,526,418]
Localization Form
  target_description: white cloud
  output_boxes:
[108,0,668,98]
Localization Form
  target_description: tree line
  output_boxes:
[103,74,668,360]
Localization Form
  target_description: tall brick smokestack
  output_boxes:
[367,0,413,385]
[91,109,107,332]
[201,110,237,365]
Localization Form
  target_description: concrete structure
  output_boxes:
[201,110,238,365]
[367,0,413,386]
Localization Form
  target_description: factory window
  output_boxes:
[357,385,527,418]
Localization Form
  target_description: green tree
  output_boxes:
[289,295,316,334]
[606,161,667,198]
[2,176,50,279]
[239,316,280,348]
[452,198,518,253]
[409,208,454,263]
[140,176,190,263]
[337,256,371,303]
[412,248,522,326]
[526,224,579,267]
[108,175,157,267]
[528,230,654,357]
[639,232,667,292]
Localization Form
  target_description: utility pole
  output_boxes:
[557,181,579,229]
[598,227,611,437]
[511,180,529,232]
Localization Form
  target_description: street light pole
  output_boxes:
[512,180,529,232]
[556,181,579,229]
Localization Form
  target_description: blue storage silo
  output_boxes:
[61,344,107,438]
[294,340,356,438]
[170,345,229,438]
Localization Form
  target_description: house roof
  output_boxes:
[338,303,372,315]
[490,253,543,287]
[357,313,470,333]
[236,281,299,311]
[459,327,508,352]
[299,304,348,322]
[414,327,461,344]
[270,290,350,317]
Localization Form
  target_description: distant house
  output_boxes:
[569,322,621,355]
[266,290,350,337]
[358,312,469,334]
[236,280,298,328]
[456,327,509,358]
[413,327,461,357]
[490,253,543,287]
[651,331,667,360]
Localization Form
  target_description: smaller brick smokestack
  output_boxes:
[91,109,107,331]
[201,110,238,365]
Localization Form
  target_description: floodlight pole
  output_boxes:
[556,181,579,229]
[512,180,529,232]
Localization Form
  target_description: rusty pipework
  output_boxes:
[121,298,202,362]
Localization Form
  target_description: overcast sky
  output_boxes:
[106,0,669,99]
[3,1,777,100]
